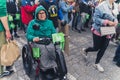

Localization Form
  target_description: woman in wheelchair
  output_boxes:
[25,5,67,80]
[26,5,57,70]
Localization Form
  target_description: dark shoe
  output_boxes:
[0,70,14,78]
[81,29,86,32]
[72,27,74,30]
[14,34,20,38]
[78,30,81,33]
[113,58,118,62]
[72,27,78,31]
[116,62,120,67]
[74,27,78,30]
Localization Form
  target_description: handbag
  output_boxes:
[0,40,20,66]
[100,26,116,36]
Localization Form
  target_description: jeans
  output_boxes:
[86,33,110,64]
[72,12,80,30]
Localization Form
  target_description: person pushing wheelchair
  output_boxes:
[26,5,57,70]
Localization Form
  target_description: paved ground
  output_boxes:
[0,28,120,80]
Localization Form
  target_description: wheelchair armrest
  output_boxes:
[34,38,52,45]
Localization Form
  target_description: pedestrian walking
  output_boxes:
[40,0,65,32]
[82,0,118,72]
[59,0,75,55]
[7,0,20,38]
[72,0,80,32]
[0,0,14,78]
[20,0,40,32]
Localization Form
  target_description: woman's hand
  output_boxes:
[107,21,116,26]
[71,2,76,6]
[72,10,76,13]
[113,21,118,27]
[5,30,11,40]
[33,37,40,42]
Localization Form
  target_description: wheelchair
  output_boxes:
[22,33,68,80]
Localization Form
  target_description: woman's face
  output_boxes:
[38,10,46,20]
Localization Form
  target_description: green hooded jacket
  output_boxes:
[0,0,7,31]
[26,6,56,41]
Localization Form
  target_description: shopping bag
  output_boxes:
[32,47,41,59]
[52,32,65,50]
[0,40,20,66]
[100,26,116,36]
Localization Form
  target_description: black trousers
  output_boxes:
[72,12,79,30]
[113,44,120,63]
[10,19,19,34]
[86,33,110,64]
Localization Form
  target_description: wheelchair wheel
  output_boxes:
[55,48,67,79]
[62,75,69,80]
[22,44,33,77]
[35,75,41,80]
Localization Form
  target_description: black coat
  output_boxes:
[79,2,91,14]
[7,1,17,14]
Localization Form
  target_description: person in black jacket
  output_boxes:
[7,0,20,38]
[40,0,64,30]
[78,0,92,32]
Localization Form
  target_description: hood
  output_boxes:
[35,5,48,19]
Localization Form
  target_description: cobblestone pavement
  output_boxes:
[0,28,120,80]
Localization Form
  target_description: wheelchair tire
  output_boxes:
[35,75,41,80]
[55,48,67,78]
[22,44,33,77]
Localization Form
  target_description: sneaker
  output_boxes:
[0,70,14,78]
[81,29,86,32]
[94,64,104,72]
[113,57,118,62]
[78,30,81,33]
[81,48,88,62]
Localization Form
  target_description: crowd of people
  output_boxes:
[0,0,120,78]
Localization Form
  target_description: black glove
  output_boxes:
[36,38,51,45]
[42,38,51,45]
